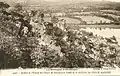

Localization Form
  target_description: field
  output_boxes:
[103,13,120,19]
[59,17,81,24]
[100,10,120,15]
[44,17,81,24]
[70,12,93,15]
[74,16,112,24]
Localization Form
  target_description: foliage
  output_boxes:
[14,3,23,11]
[0,8,120,69]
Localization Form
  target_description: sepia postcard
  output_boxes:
[0,0,120,76]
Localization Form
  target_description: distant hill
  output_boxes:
[1,0,120,11]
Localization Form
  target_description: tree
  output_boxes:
[14,3,22,11]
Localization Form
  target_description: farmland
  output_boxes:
[100,10,120,16]
[44,17,82,24]
[44,12,114,25]
[74,16,112,24]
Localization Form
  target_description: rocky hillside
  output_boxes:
[0,3,120,69]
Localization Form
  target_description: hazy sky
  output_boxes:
[1,0,120,2]
[107,0,120,2]
[0,0,120,4]
[44,0,120,2]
